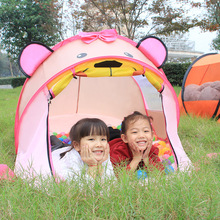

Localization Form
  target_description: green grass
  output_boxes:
[173,85,181,96]
[0,87,22,167]
[0,86,219,219]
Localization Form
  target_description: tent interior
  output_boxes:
[49,76,167,140]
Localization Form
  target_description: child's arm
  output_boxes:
[142,145,164,172]
[142,144,153,166]
[127,143,143,172]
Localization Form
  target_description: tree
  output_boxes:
[0,51,21,77]
[0,0,62,61]
[212,32,220,50]
[192,0,220,50]
[70,0,201,40]
[61,0,84,37]
[205,0,220,50]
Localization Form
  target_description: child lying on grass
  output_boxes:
[109,111,164,175]
[52,118,115,181]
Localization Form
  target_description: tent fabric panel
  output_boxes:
[147,110,167,140]
[162,86,192,170]
[14,90,52,178]
[77,77,146,122]
[49,113,123,134]
[193,53,220,66]
[14,79,29,150]
[185,65,209,86]
[182,100,220,118]
[49,78,79,117]
[133,74,167,139]
[201,63,220,82]
[137,36,168,68]
[49,76,146,132]
[19,42,53,77]
[178,90,220,123]
[18,65,47,119]
[185,63,220,87]
[134,75,163,111]
[177,90,186,115]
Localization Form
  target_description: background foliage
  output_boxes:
[66,0,201,40]
[0,0,62,61]
[0,51,21,77]
[0,77,26,88]
[163,62,191,86]
[192,0,220,50]
[0,0,219,63]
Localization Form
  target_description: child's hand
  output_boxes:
[98,143,110,165]
[127,143,144,172]
[130,143,143,163]
[81,145,97,166]
[142,143,153,165]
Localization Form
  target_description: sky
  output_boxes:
[186,0,218,54]
[188,27,218,53]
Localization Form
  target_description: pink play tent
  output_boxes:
[14,29,192,179]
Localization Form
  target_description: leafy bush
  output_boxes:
[0,77,26,88]
[0,77,13,85]
[11,77,26,88]
[163,62,191,86]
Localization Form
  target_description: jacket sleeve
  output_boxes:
[110,141,131,170]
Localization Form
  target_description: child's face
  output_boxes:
[76,135,108,162]
[121,118,153,151]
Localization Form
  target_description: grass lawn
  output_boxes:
[0,86,219,219]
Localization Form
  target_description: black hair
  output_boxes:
[69,118,110,142]
[121,111,153,134]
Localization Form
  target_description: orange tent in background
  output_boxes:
[178,53,220,122]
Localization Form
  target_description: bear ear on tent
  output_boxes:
[136,36,168,68]
[18,42,53,78]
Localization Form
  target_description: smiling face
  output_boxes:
[69,118,109,162]
[75,135,108,162]
[121,118,154,151]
